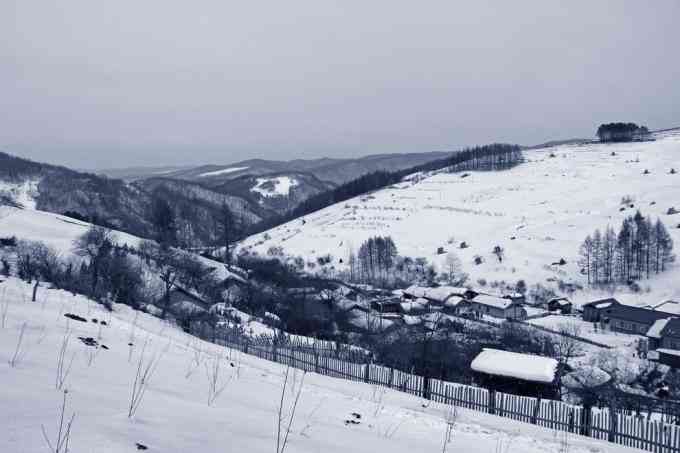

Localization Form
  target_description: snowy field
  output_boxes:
[240,134,680,305]
[252,176,299,198]
[0,277,637,453]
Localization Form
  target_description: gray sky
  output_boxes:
[1,0,679,169]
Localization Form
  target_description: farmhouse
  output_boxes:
[547,297,572,314]
[442,296,478,318]
[470,293,527,320]
[605,304,669,334]
[371,297,404,314]
[647,317,680,350]
[471,348,559,399]
[582,298,620,322]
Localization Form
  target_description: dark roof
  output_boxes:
[604,304,669,325]
[583,298,620,309]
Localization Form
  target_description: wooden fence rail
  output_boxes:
[214,335,680,453]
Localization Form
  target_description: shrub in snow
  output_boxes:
[668,207,679,215]
[620,195,634,205]
[477,278,487,287]
[267,246,284,257]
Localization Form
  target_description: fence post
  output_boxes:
[314,349,319,373]
[363,357,371,383]
[388,367,394,389]
[608,407,617,443]
[531,397,540,425]
[423,375,431,400]
[580,405,591,437]
[488,389,496,415]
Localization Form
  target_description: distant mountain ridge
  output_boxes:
[0,151,262,247]
[98,151,453,186]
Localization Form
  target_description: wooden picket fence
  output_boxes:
[214,335,680,453]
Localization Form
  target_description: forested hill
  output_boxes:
[0,151,262,247]
[250,143,523,234]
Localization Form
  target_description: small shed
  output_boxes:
[471,348,559,398]
[547,297,572,314]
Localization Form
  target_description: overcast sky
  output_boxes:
[1,1,679,169]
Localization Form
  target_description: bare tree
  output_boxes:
[276,367,306,453]
[72,226,115,299]
[41,390,76,453]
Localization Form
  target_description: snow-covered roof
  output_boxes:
[647,318,672,339]
[443,296,466,308]
[472,294,514,310]
[400,300,427,313]
[471,348,558,384]
[595,302,613,309]
[403,315,422,326]
[656,348,680,358]
[403,285,428,298]
[423,286,468,302]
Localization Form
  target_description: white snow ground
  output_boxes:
[198,166,249,178]
[251,176,299,198]
[0,277,637,453]
[239,134,680,307]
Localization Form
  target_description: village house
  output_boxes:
[442,296,478,318]
[471,348,560,399]
[547,297,572,314]
[371,297,404,314]
[582,298,620,322]
[647,317,680,350]
[605,304,669,334]
[470,293,527,320]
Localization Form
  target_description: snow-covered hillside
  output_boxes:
[240,133,680,306]
[0,277,635,452]
[0,205,240,282]
[252,176,299,198]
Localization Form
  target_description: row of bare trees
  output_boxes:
[578,211,674,285]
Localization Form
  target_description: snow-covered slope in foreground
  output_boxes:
[240,134,680,305]
[0,277,633,453]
